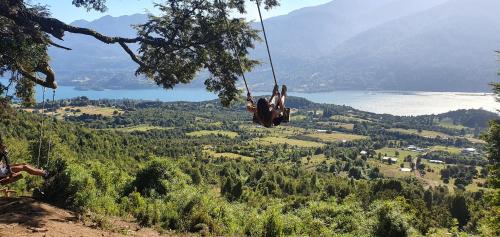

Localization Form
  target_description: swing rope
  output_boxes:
[224,17,251,95]
[45,89,56,167]
[36,87,46,168]
[218,0,251,95]
[256,0,278,86]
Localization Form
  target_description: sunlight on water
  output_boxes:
[291,91,500,116]
[35,86,499,116]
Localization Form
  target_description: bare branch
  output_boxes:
[48,40,72,50]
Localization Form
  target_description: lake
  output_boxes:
[35,86,499,116]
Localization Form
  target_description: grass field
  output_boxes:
[58,106,122,117]
[465,137,487,144]
[301,154,329,170]
[388,128,450,138]
[204,150,254,161]
[317,122,355,130]
[293,115,308,121]
[429,145,462,154]
[305,132,367,142]
[252,136,325,148]
[375,147,419,165]
[110,125,174,132]
[438,119,467,130]
[240,124,306,137]
[187,130,239,138]
[368,160,414,179]
[330,115,371,123]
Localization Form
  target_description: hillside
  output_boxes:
[47,0,500,92]
[0,98,497,236]
[288,0,500,92]
[0,197,166,237]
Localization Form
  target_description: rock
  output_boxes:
[27,226,48,232]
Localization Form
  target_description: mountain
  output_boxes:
[252,0,448,59]
[49,14,151,90]
[273,0,500,92]
[48,0,500,92]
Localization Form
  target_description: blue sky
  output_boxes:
[33,0,331,23]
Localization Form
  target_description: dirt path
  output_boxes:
[0,197,183,237]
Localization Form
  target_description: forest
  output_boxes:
[0,96,497,236]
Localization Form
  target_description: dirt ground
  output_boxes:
[0,197,186,237]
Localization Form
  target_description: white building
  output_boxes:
[462,148,477,153]
[360,151,368,155]
[400,168,412,172]
[407,145,417,150]
[429,160,445,164]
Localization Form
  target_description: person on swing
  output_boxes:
[0,137,48,196]
[247,85,288,128]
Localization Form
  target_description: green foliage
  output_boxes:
[0,99,496,236]
[1,0,280,106]
[14,77,35,107]
[264,210,284,237]
[129,157,190,196]
[483,120,500,189]
[370,199,414,237]
[476,83,500,237]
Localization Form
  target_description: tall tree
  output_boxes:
[479,78,500,236]
[0,0,279,106]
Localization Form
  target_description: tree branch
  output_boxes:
[17,64,57,89]
[119,42,146,68]
[48,40,72,50]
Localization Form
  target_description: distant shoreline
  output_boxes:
[35,86,499,116]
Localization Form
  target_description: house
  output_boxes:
[462,148,477,153]
[400,168,412,172]
[317,129,327,133]
[360,150,368,155]
[407,145,417,150]
[429,160,445,164]
[416,148,426,152]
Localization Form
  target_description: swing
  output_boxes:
[221,0,290,126]
[0,77,52,190]
[36,87,57,169]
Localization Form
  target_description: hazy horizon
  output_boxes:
[34,0,332,23]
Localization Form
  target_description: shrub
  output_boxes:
[264,210,284,237]
[129,157,190,196]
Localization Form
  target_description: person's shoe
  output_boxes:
[281,85,287,97]
[43,170,50,179]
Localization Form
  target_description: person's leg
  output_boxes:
[268,85,280,109]
[278,85,287,113]
[0,173,23,185]
[5,190,15,197]
[247,100,257,113]
[10,164,46,177]
[0,188,16,197]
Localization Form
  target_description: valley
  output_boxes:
[1,96,495,235]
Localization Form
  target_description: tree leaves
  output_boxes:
[1,0,279,106]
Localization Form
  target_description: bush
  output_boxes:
[370,200,413,237]
[36,158,123,215]
[129,157,190,196]
[264,210,284,237]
